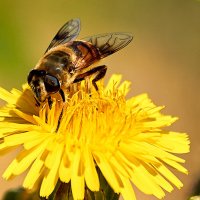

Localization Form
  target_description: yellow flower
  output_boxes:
[0,74,190,200]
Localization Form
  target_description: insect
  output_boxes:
[28,18,133,103]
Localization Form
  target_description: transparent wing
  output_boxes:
[82,32,133,58]
[45,18,81,52]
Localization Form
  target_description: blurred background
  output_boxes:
[0,0,200,199]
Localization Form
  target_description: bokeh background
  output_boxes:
[0,0,200,199]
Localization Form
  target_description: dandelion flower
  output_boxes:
[0,74,190,200]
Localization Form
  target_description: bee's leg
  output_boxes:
[48,96,53,109]
[73,65,107,91]
[91,65,107,91]
[56,89,65,132]
[73,76,85,83]
[34,97,40,107]
[85,76,91,94]
[59,89,65,102]
[56,109,63,132]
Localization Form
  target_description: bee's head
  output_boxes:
[27,70,60,102]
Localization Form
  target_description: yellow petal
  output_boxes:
[71,148,85,200]
[94,152,121,193]
[14,109,36,124]
[118,80,131,96]
[0,87,16,104]
[59,151,71,183]
[3,159,18,180]
[120,176,136,200]
[153,162,183,189]
[40,143,64,197]
[23,158,44,189]
[156,132,190,153]
[105,74,122,92]
[162,158,188,174]
[84,146,99,191]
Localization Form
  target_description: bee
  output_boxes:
[28,18,133,103]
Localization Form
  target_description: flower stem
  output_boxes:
[51,168,119,200]
[49,181,73,200]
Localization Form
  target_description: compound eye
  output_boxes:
[44,75,60,93]
[28,70,46,84]
[38,70,46,76]
[28,70,37,84]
